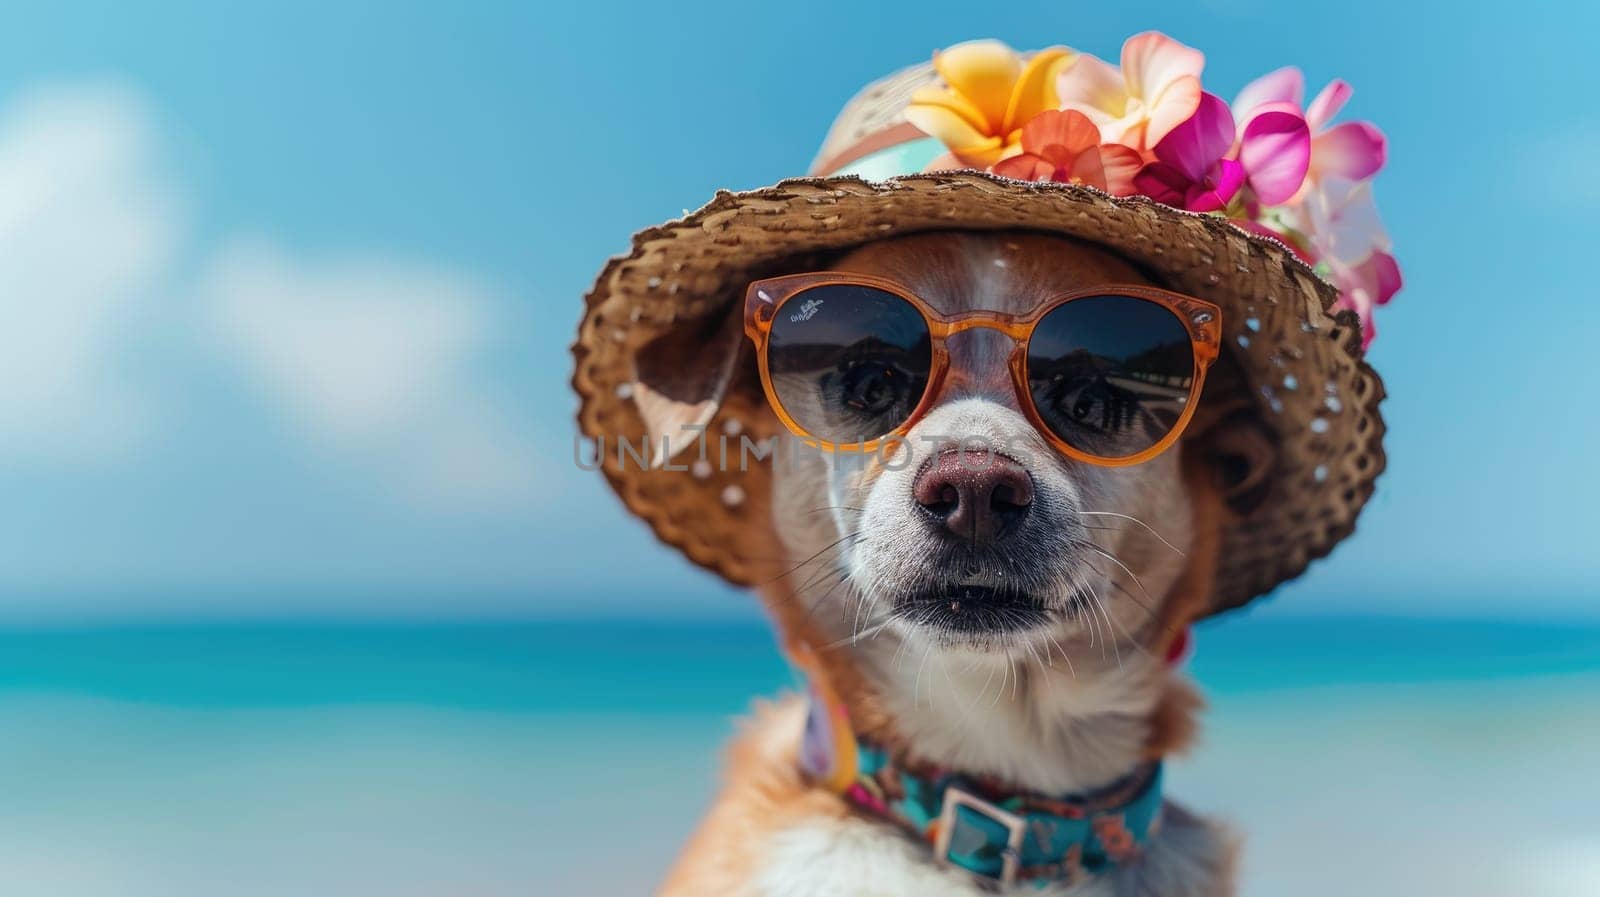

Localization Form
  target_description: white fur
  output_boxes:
[782,397,1191,794]
[862,640,1170,794]
[756,396,1233,893]
[753,235,1231,893]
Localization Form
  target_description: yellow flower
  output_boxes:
[904,40,1074,168]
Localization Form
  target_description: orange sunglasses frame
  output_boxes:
[744,272,1223,467]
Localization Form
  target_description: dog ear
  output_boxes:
[1196,412,1276,514]
[630,306,748,466]
[1185,352,1279,515]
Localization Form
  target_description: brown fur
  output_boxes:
[653,231,1260,895]
[658,698,830,897]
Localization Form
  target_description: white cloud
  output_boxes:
[0,85,182,461]
[202,241,537,510]
[0,82,537,512]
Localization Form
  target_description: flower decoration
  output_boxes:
[1296,176,1402,347]
[1230,75,1311,208]
[905,33,1401,346]
[1230,67,1395,347]
[1233,67,1386,194]
[991,109,1143,193]
[1131,93,1244,213]
[1054,31,1203,154]
[1236,107,1311,207]
[904,40,1073,168]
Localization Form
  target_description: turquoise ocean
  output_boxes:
[3,616,1598,897]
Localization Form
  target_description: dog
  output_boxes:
[637,229,1279,896]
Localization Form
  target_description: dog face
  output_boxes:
[769,231,1200,661]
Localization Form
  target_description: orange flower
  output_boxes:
[905,40,1074,168]
[991,110,1143,193]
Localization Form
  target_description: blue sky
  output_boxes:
[0,1,1594,619]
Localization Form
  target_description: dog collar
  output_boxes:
[792,644,1165,888]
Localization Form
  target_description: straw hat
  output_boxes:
[572,35,1395,616]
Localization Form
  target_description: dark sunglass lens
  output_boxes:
[766,284,932,444]
[1026,295,1196,459]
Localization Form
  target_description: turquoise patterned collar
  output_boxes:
[798,679,1164,888]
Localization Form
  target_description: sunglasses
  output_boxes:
[743,273,1222,467]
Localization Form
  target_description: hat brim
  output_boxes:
[572,171,1385,616]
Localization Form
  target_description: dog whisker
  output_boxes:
[1043,629,1075,679]
[1074,567,1162,664]
[1087,583,1122,669]
[1082,562,1159,622]
[988,655,1008,708]
[815,571,856,624]
[1022,635,1049,678]
[890,614,919,674]
[791,553,850,600]
[1102,575,1163,623]
[1074,540,1153,606]
[782,538,867,618]
[1077,510,1186,557]
[914,639,936,712]
[761,530,863,588]
[976,655,999,706]
[818,616,894,652]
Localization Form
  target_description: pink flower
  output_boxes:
[1307,80,1387,186]
[1295,175,1402,348]
[1233,67,1386,199]
[1055,32,1204,154]
[991,109,1144,193]
[1231,67,1303,123]
[1335,249,1402,348]
[1238,108,1311,207]
[1230,69,1311,207]
[1232,67,1396,346]
[1132,93,1244,212]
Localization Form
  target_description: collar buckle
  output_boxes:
[934,785,1026,886]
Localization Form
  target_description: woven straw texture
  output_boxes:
[572,168,1386,617]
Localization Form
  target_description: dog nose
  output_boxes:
[913,450,1034,543]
